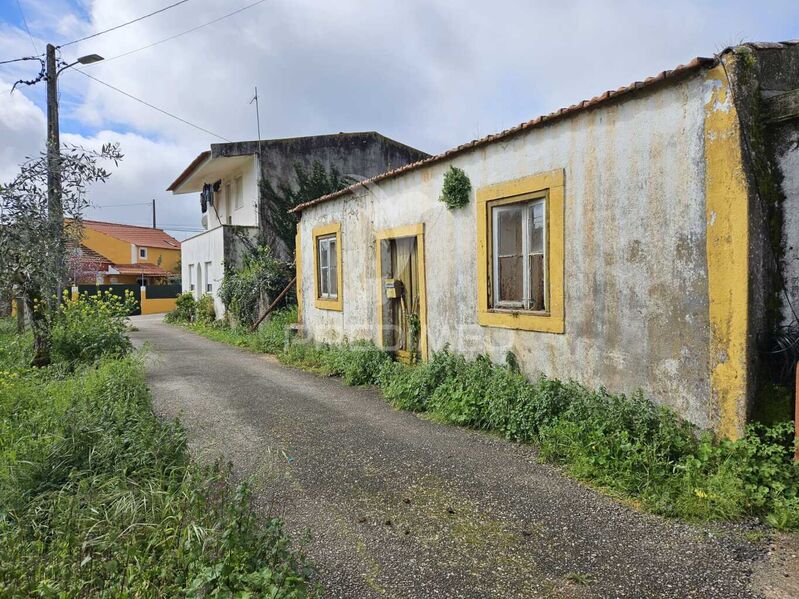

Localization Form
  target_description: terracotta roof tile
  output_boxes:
[292,41,799,214]
[83,220,181,250]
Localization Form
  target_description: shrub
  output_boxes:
[195,293,216,324]
[335,341,392,386]
[165,292,196,323]
[380,347,462,412]
[50,290,137,366]
[219,245,291,327]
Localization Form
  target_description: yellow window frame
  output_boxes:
[476,168,565,333]
[312,222,343,311]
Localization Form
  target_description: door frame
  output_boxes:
[375,223,428,361]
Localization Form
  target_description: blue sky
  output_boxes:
[1,0,798,237]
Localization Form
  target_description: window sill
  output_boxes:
[314,296,343,312]
[477,308,564,333]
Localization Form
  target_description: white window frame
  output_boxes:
[139,247,147,259]
[316,234,337,299]
[491,197,547,312]
[234,176,243,210]
[188,264,195,291]
[204,261,212,293]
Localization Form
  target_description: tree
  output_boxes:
[0,143,123,366]
[259,161,351,255]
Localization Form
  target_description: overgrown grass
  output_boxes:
[186,306,299,355]
[0,321,316,597]
[180,315,799,530]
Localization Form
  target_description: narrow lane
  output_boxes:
[131,314,764,598]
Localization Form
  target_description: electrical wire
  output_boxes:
[59,0,192,48]
[0,55,41,66]
[93,202,154,208]
[86,0,269,66]
[15,0,39,55]
[71,69,231,142]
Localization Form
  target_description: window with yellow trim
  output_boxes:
[491,195,547,312]
[312,223,343,311]
[317,234,338,299]
[476,169,564,333]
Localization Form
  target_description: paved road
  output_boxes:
[132,314,773,598]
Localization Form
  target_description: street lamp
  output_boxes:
[46,45,104,305]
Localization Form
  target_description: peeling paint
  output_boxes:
[703,61,750,439]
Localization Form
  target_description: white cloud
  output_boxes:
[1,0,798,238]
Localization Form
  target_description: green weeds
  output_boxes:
[0,316,316,596]
[181,318,799,531]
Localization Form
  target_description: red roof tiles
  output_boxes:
[83,220,181,250]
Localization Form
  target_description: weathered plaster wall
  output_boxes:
[299,73,721,429]
[776,124,799,324]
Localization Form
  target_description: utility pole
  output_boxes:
[152,199,157,228]
[45,43,64,306]
[250,86,262,228]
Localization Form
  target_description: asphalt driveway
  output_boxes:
[131,314,784,598]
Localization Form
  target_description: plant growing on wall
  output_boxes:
[218,243,291,328]
[439,166,471,210]
[260,161,352,254]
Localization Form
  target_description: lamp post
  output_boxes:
[45,43,103,304]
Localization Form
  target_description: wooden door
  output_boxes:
[389,237,419,362]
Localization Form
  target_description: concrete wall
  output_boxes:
[298,72,719,430]
[181,225,258,316]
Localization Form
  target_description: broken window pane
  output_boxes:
[498,206,523,256]
[529,201,544,254]
[529,253,545,310]
[319,239,328,269]
[499,255,524,302]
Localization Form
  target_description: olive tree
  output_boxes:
[0,143,123,365]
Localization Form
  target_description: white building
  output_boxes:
[168,132,428,316]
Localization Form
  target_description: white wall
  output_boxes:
[181,226,226,316]
[298,73,717,429]
[205,156,259,229]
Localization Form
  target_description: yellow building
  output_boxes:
[74,220,181,285]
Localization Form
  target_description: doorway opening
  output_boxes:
[376,224,427,363]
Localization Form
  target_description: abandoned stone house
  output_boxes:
[292,41,799,439]
[167,132,428,315]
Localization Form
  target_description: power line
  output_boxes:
[59,0,192,48]
[0,55,41,66]
[93,202,153,208]
[15,0,39,55]
[87,0,269,65]
[71,69,231,141]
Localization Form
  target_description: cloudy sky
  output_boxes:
[0,0,797,239]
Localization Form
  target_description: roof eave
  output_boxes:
[289,55,717,215]
[166,151,211,192]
